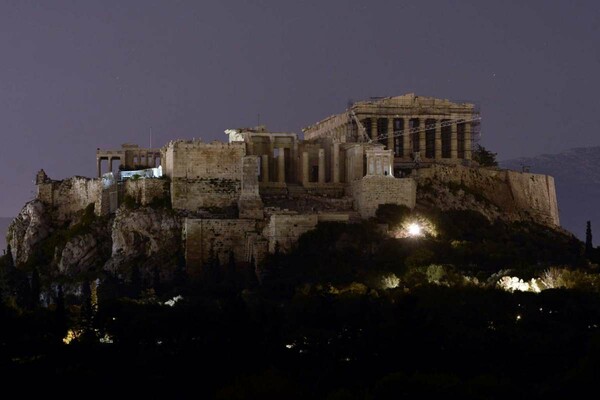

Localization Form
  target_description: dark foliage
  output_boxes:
[0,205,596,398]
[472,144,498,167]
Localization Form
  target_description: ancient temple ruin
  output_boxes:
[35,94,558,271]
[303,93,479,173]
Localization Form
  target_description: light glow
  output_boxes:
[408,223,422,237]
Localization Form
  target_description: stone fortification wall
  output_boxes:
[264,213,350,253]
[123,179,169,206]
[417,165,560,226]
[265,213,319,253]
[350,176,417,218]
[37,176,104,219]
[163,140,245,179]
[184,218,262,271]
[238,156,264,219]
[171,178,240,210]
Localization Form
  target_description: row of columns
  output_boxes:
[260,147,288,184]
[96,151,161,177]
[97,157,121,178]
[133,151,159,168]
[260,147,337,186]
[300,149,327,185]
[365,117,472,161]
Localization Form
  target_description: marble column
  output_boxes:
[318,149,325,184]
[419,118,427,157]
[291,141,298,183]
[402,118,411,159]
[371,117,378,141]
[302,152,309,185]
[387,118,394,151]
[97,158,101,177]
[109,157,113,174]
[268,137,274,181]
[332,142,340,183]
[277,147,285,183]
[434,120,442,160]
[261,155,269,183]
[464,121,472,160]
[451,122,458,159]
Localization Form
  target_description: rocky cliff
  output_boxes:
[4,164,564,286]
[415,164,560,228]
[501,147,600,242]
[6,199,181,285]
[8,200,52,266]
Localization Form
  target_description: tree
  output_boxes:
[586,221,594,259]
[472,144,498,167]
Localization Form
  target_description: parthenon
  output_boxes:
[303,93,479,174]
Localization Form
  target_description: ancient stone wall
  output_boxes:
[184,218,261,271]
[344,144,365,182]
[37,177,104,220]
[417,164,560,226]
[163,140,245,179]
[123,178,169,206]
[171,178,240,210]
[238,156,264,219]
[264,213,320,253]
[350,176,417,218]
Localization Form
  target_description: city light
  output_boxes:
[393,216,437,239]
[408,223,422,237]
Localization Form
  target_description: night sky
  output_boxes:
[1,0,599,217]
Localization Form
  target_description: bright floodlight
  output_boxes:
[408,223,422,237]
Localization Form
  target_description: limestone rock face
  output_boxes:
[7,200,52,266]
[416,165,560,227]
[58,228,111,275]
[417,181,503,222]
[105,207,181,279]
